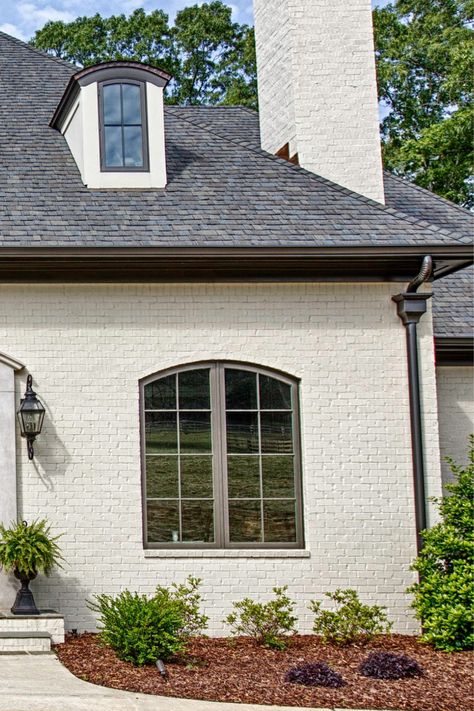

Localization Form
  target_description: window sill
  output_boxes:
[144,549,311,559]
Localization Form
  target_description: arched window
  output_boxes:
[140,363,304,549]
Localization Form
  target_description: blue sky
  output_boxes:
[0,0,392,42]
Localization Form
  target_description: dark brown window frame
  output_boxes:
[140,361,305,550]
[98,79,149,172]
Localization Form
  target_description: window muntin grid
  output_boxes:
[141,363,303,549]
[99,81,149,171]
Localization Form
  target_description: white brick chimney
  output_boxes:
[253,0,385,204]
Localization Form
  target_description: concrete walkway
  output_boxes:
[0,653,396,711]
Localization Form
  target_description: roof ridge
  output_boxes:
[383,171,473,217]
[165,107,469,246]
[0,31,77,71]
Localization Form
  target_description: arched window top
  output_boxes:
[140,362,303,550]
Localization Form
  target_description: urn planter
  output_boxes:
[11,569,39,615]
[0,519,63,616]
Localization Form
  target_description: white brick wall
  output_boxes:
[436,367,474,486]
[254,0,385,203]
[0,282,441,634]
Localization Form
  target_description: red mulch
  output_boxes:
[54,633,473,710]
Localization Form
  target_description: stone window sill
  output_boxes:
[144,549,311,559]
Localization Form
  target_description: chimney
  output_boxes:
[253,0,385,204]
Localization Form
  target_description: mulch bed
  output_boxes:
[54,633,473,711]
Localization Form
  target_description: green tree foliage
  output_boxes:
[408,436,474,651]
[30,3,257,109]
[374,0,474,207]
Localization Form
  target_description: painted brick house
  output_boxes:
[0,0,472,640]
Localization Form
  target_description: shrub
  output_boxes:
[88,590,185,665]
[408,436,474,651]
[224,586,297,650]
[285,662,344,688]
[359,652,423,680]
[0,519,63,577]
[310,589,392,645]
[155,575,209,638]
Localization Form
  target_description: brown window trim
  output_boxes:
[98,79,149,173]
[140,360,305,550]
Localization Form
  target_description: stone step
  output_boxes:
[0,631,51,653]
[0,610,65,644]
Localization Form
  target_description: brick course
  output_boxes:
[0,282,441,634]
[436,367,474,485]
[254,0,385,203]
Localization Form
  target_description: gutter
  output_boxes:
[392,256,433,553]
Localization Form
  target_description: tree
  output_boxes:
[373,0,474,207]
[30,3,257,109]
[408,436,474,651]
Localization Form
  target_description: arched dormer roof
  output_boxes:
[50,61,172,130]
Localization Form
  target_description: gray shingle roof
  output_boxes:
[433,266,473,338]
[0,32,472,250]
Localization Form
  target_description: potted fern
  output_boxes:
[0,519,63,615]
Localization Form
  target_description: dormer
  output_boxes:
[50,62,171,189]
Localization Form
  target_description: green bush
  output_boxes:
[224,586,297,650]
[155,575,209,638]
[88,590,185,665]
[310,589,392,645]
[408,436,474,651]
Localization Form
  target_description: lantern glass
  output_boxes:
[18,400,45,437]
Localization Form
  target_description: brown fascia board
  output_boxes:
[435,337,474,366]
[0,246,471,283]
[50,60,172,130]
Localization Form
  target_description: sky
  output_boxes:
[0,0,392,43]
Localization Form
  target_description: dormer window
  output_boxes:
[99,81,149,172]
[51,61,171,189]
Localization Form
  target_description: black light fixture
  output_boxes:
[17,375,45,460]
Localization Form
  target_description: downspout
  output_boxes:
[392,256,433,554]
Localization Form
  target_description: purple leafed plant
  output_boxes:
[285,662,344,688]
[359,652,424,680]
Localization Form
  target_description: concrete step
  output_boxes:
[0,631,52,653]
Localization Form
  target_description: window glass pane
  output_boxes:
[122,83,141,124]
[260,375,291,410]
[226,412,259,453]
[263,500,296,542]
[146,456,178,498]
[145,412,177,453]
[103,84,121,124]
[262,456,295,498]
[181,456,213,498]
[228,500,262,542]
[145,375,176,410]
[227,456,260,498]
[123,126,143,167]
[104,126,123,167]
[181,501,214,542]
[179,412,211,453]
[225,369,257,410]
[179,369,210,410]
[147,500,179,543]
[260,412,293,453]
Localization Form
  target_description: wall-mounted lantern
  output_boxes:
[17,375,45,460]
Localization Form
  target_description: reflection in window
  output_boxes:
[100,82,147,170]
[142,364,303,548]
